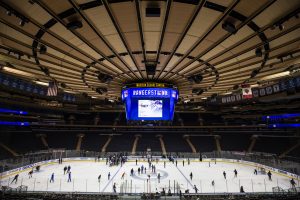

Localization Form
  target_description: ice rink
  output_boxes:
[0,159,298,194]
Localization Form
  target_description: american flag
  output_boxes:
[47,81,58,96]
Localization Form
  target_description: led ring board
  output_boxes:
[122,83,178,121]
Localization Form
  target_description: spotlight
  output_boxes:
[19,19,26,27]
[6,10,12,16]
[278,24,284,31]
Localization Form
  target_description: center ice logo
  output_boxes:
[131,169,168,181]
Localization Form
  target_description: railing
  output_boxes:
[0,150,300,175]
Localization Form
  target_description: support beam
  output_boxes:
[76,134,85,151]
[101,135,113,153]
[248,135,258,153]
[279,141,300,159]
[214,135,222,154]
[131,134,141,155]
[184,135,197,153]
[0,142,19,157]
[156,135,167,156]
[36,134,49,149]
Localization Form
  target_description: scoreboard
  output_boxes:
[122,83,178,121]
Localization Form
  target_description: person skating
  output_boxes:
[234,169,238,178]
[211,180,215,186]
[164,161,166,168]
[63,166,67,175]
[113,183,116,193]
[130,168,134,176]
[136,159,137,165]
[240,186,245,193]
[68,171,72,182]
[28,169,33,178]
[11,174,19,184]
[121,172,125,179]
[254,169,258,175]
[167,188,172,196]
[138,168,141,175]
[98,174,101,182]
[188,158,190,165]
[176,160,177,167]
[157,173,161,183]
[108,172,111,180]
[67,165,71,173]
[190,172,193,180]
[193,185,198,193]
[50,173,54,183]
[267,171,272,181]
[290,178,296,188]
[223,171,226,179]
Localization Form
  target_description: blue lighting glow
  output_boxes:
[268,123,300,128]
[262,113,300,121]
[0,108,28,115]
[0,121,30,126]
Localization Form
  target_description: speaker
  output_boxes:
[255,48,262,57]
[193,74,203,84]
[146,7,160,17]
[66,20,83,30]
[146,64,156,76]
[222,21,237,34]
[97,72,113,83]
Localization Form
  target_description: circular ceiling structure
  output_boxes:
[0,0,299,102]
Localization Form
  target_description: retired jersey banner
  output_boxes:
[242,85,252,99]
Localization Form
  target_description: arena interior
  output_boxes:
[0,0,300,199]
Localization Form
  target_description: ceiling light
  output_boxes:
[6,10,12,16]
[19,19,26,27]
[278,24,284,31]
[35,81,48,86]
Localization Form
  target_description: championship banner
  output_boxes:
[242,85,252,99]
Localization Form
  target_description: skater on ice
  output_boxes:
[98,174,101,182]
[68,171,72,182]
[28,169,33,178]
[157,173,161,183]
[113,183,116,193]
[223,171,226,179]
[108,172,111,180]
[130,168,134,176]
[234,169,237,178]
[190,172,193,180]
[254,169,258,175]
[290,178,296,188]
[193,185,198,193]
[240,186,245,193]
[63,166,67,175]
[50,173,54,183]
[267,171,272,181]
[11,174,19,184]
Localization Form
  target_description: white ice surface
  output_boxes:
[0,160,297,194]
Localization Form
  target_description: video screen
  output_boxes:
[138,100,162,118]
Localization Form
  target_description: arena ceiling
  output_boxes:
[0,0,300,102]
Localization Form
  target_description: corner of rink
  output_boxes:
[1,157,299,194]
